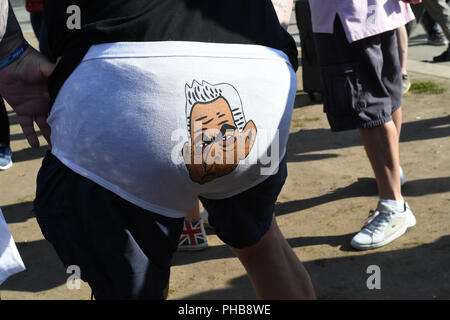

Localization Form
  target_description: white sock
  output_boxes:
[379,197,405,212]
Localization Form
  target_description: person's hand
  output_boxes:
[0,46,56,148]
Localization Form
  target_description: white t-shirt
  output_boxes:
[48,41,297,218]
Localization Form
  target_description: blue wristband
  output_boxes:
[0,40,30,70]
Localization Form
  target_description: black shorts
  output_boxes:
[314,17,403,131]
[33,151,287,299]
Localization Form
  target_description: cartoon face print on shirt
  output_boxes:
[182,80,257,184]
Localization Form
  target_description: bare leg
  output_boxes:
[359,121,402,200]
[230,217,315,300]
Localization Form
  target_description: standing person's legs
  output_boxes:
[423,12,449,46]
[422,0,450,61]
[423,0,450,40]
[383,28,406,184]
[314,19,415,250]
[406,3,426,35]
[351,30,415,249]
[358,28,406,201]
[422,10,440,35]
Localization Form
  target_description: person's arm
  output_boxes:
[271,0,294,30]
[0,1,55,148]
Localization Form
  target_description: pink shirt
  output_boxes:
[309,0,415,43]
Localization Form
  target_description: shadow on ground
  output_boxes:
[286,115,450,162]
[1,202,35,224]
[0,239,67,293]
[1,109,448,299]
[275,176,450,216]
[3,230,448,300]
[1,171,448,296]
[175,235,450,300]
[10,146,49,164]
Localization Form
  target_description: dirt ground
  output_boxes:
[0,33,449,300]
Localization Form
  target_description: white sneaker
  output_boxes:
[351,201,416,250]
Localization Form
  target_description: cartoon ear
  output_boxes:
[182,141,191,165]
[239,120,257,160]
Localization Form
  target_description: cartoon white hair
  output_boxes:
[185,80,246,135]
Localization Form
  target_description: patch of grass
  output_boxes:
[208,274,216,281]
[15,195,34,203]
[403,241,423,246]
[409,81,447,94]
[348,203,364,212]
[302,116,321,122]
[168,288,176,296]
[326,221,336,228]
[302,246,316,254]
[291,118,305,131]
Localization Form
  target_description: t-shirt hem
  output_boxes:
[50,149,188,219]
[51,148,286,214]
[82,41,293,68]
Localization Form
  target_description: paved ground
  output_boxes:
[1,4,449,300]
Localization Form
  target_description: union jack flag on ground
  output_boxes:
[178,219,208,251]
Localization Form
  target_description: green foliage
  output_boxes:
[410,81,447,94]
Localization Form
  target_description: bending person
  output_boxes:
[0,0,315,300]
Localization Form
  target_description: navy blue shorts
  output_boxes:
[314,17,403,131]
[33,151,287,299]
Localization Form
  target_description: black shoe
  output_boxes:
[433,49,450,62]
